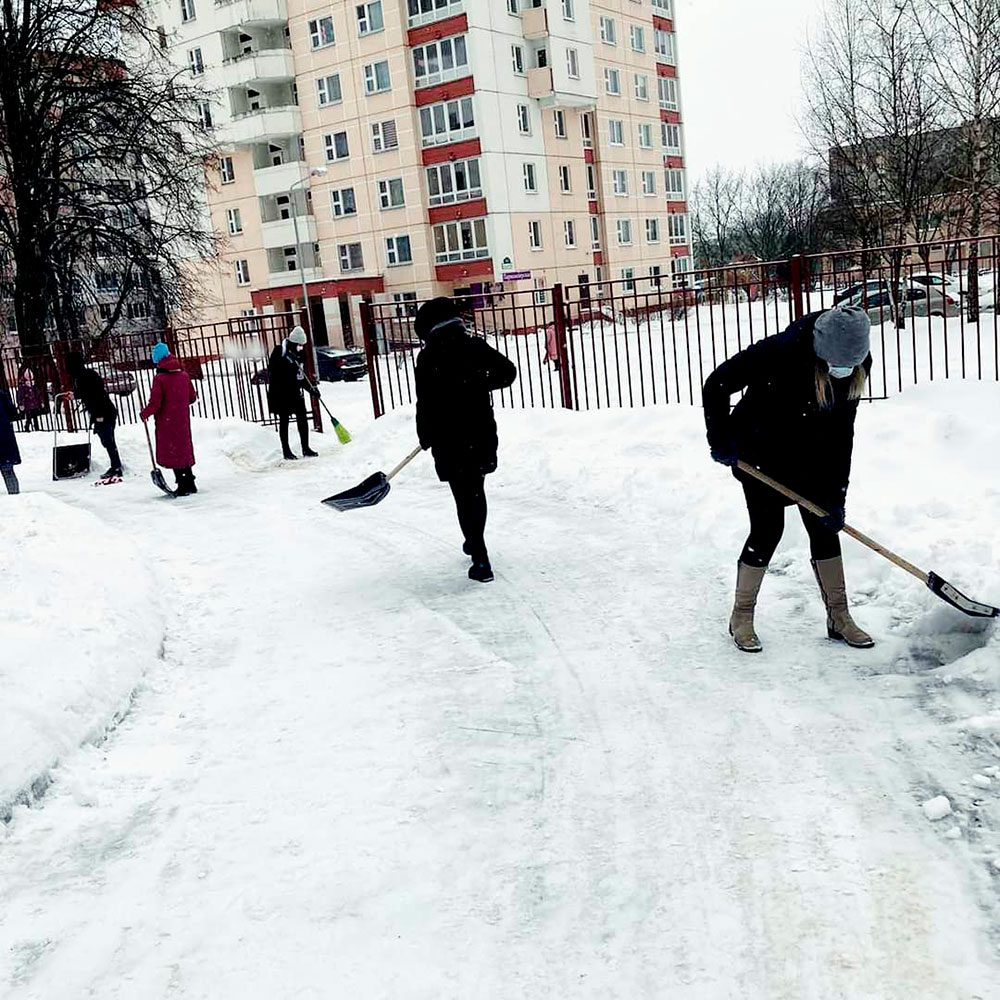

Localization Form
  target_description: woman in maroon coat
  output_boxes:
[140,343,199,495]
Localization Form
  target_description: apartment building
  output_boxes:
[162,0,691,345]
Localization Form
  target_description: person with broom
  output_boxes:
[267,326,320,461]
[66,351,123,482]
[141,343,199,496]
[415,297,517,583]
[703,305,875,653]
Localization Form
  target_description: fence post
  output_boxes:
[53,340,76,433]
[551,283,574,410]
[789,254,806,322]
[359,300,383,419]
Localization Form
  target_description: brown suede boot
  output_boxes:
[811,556,875,648]
[729,561,766,653]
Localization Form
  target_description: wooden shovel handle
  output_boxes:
[736,460,929,584]
[387,445,424,482]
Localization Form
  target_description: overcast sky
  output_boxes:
[676,0,826,182]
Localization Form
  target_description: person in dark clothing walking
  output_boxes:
[415,297,518,583]
[703,305,875,653]
[267,326,319,461]
[141,343,199,496]
[0,384,21,494]
[16,368,42,432]
[66,352,123,479]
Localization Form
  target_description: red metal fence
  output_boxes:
[361,233,1000,417]
[1,311,316,432]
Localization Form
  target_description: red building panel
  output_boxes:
[428,199,488,225]
[407,14,469,48]
[592,251,605,266]
[671,245,690,258]
[657,64,678,79]
[421,138,482,165]
[652,16,674,32]
[251,276,385,307]
[414,75,475,107]
[665,155,684,169]
[584,148,595,164]
[660,110,681,125]
[667,201,688,213]
[435,258,494,283]
[588,200,600,214]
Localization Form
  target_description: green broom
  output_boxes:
[307,380,352,444]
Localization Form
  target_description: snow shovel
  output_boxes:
[322,445,423,512]
[143,420,175,497]
[305,378,351,444]
[737,461,999,619]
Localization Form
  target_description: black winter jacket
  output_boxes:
[267,343,312,416]
[72,368,117,424]
[702,313,872,510]
[0,387,20,466]
[415,321,518,482]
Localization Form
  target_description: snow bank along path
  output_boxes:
[1,380,999,998]
[0,493,163,821]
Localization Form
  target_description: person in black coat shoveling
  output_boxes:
[66,352,123,481]
[415,297,517,583]
[268,326,320,461]
[0,384,21,494]
[703,305,875,653]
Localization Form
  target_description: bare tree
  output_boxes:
[691,166,743,267]
[0,0,220,356]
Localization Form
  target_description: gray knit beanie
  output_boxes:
[813,306,871,367]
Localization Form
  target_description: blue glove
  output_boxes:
[820,505,846,532]
[710,441,739,467]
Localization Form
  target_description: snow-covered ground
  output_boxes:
[1,378,999,998]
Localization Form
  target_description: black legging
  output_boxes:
[278,403,310,453]
[449,472,488,562]
[94,415,123,474]
[740,478,841,568]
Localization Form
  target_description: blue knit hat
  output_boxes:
[151,343,170,365]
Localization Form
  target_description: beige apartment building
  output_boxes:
[162,0,691,346]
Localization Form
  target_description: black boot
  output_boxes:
[279,418,296,460]
[174,468,197,496]
[297,411,317,457]
[469,559,494,584]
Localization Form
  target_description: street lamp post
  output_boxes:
[289,165,327,337]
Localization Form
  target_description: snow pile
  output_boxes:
[0,494,163,820]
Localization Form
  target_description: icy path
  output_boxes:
[1,392,999,998]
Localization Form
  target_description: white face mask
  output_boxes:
[828,365,854,379]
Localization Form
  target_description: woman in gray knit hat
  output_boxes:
[702,305,874,653]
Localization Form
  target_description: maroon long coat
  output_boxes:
[140,356,198,468]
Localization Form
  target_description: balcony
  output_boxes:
[260,216,317,250]
[253,160,308,197]
[222,106,301,146]
[221,50,295,89]
[527,67,594,109]
[528,67,552,100]
[522,6,548,39]
[407,0,463,28]
[266,267,323,288]
[212,0,287,30]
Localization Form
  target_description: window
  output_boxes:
[198,101,212,129]
[668,212,688,245]
[645,218,660,243]
[324,131,350,161]
[413,35,469,87]
[663,122,681,154]
[534,278,547,306]
[393,291,418,317]
[535,47,548,69]
[630,25,645,52]
[581,112,593,148]
[409,0,464,26]
[516,103,531,134]
[511,44,525,74]
[586,164,597,199]
[433,218,489,262]
[529,220,543,249]
[554,109,567,138]
[655,29,675,63]
[641,170,656,195]
[564,219,577,247]
[378,177,405,209]
[559,164,571,192]
[226,208,243,235]
[180,0,195,23]
[635,74,649,101]
[566,47,579,79]
[98,303,113,320]
[590,215,601,248]
[665,168,685,198]
[561,0,574,19]
[612,169,627,195]
[339,242,365,272]
[608,119,624,145]
[507,0,518,12]
[385,235,412,266]
[317,74,342,106]
[220,156,235,184]
[671,256,691,280]
[649,264,663,287]
[421,96,476,146]
[523,162,538,193]
[356,1,383,34]
[330,187,357,217]
[638,123,653,149]
[235,259,250,285]
[617,219,632,245]
[426,158,482,206]
[604,68,621,96]
[659,76,678,111]
[282,246,298,271]
[652,0,673,12]
[622,267,635,292]
[187,47,204,75]
[309,16,335,49]
[370,119,398,152]
[599,16,616,44]
[364,61,391,95]
[127,301,151,321]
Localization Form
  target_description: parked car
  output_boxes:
[909,272,964,297]
[833,279,890,306]
[92,362,137,396]
[844,282,961,322]
[316,346,368,382]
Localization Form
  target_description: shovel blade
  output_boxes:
[927,572,999,619]
[322,471,390,511]
[151,469,176,497]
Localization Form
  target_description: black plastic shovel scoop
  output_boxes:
[322,445,422,512]
[738,461,999,619]
[143,421,175,497]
